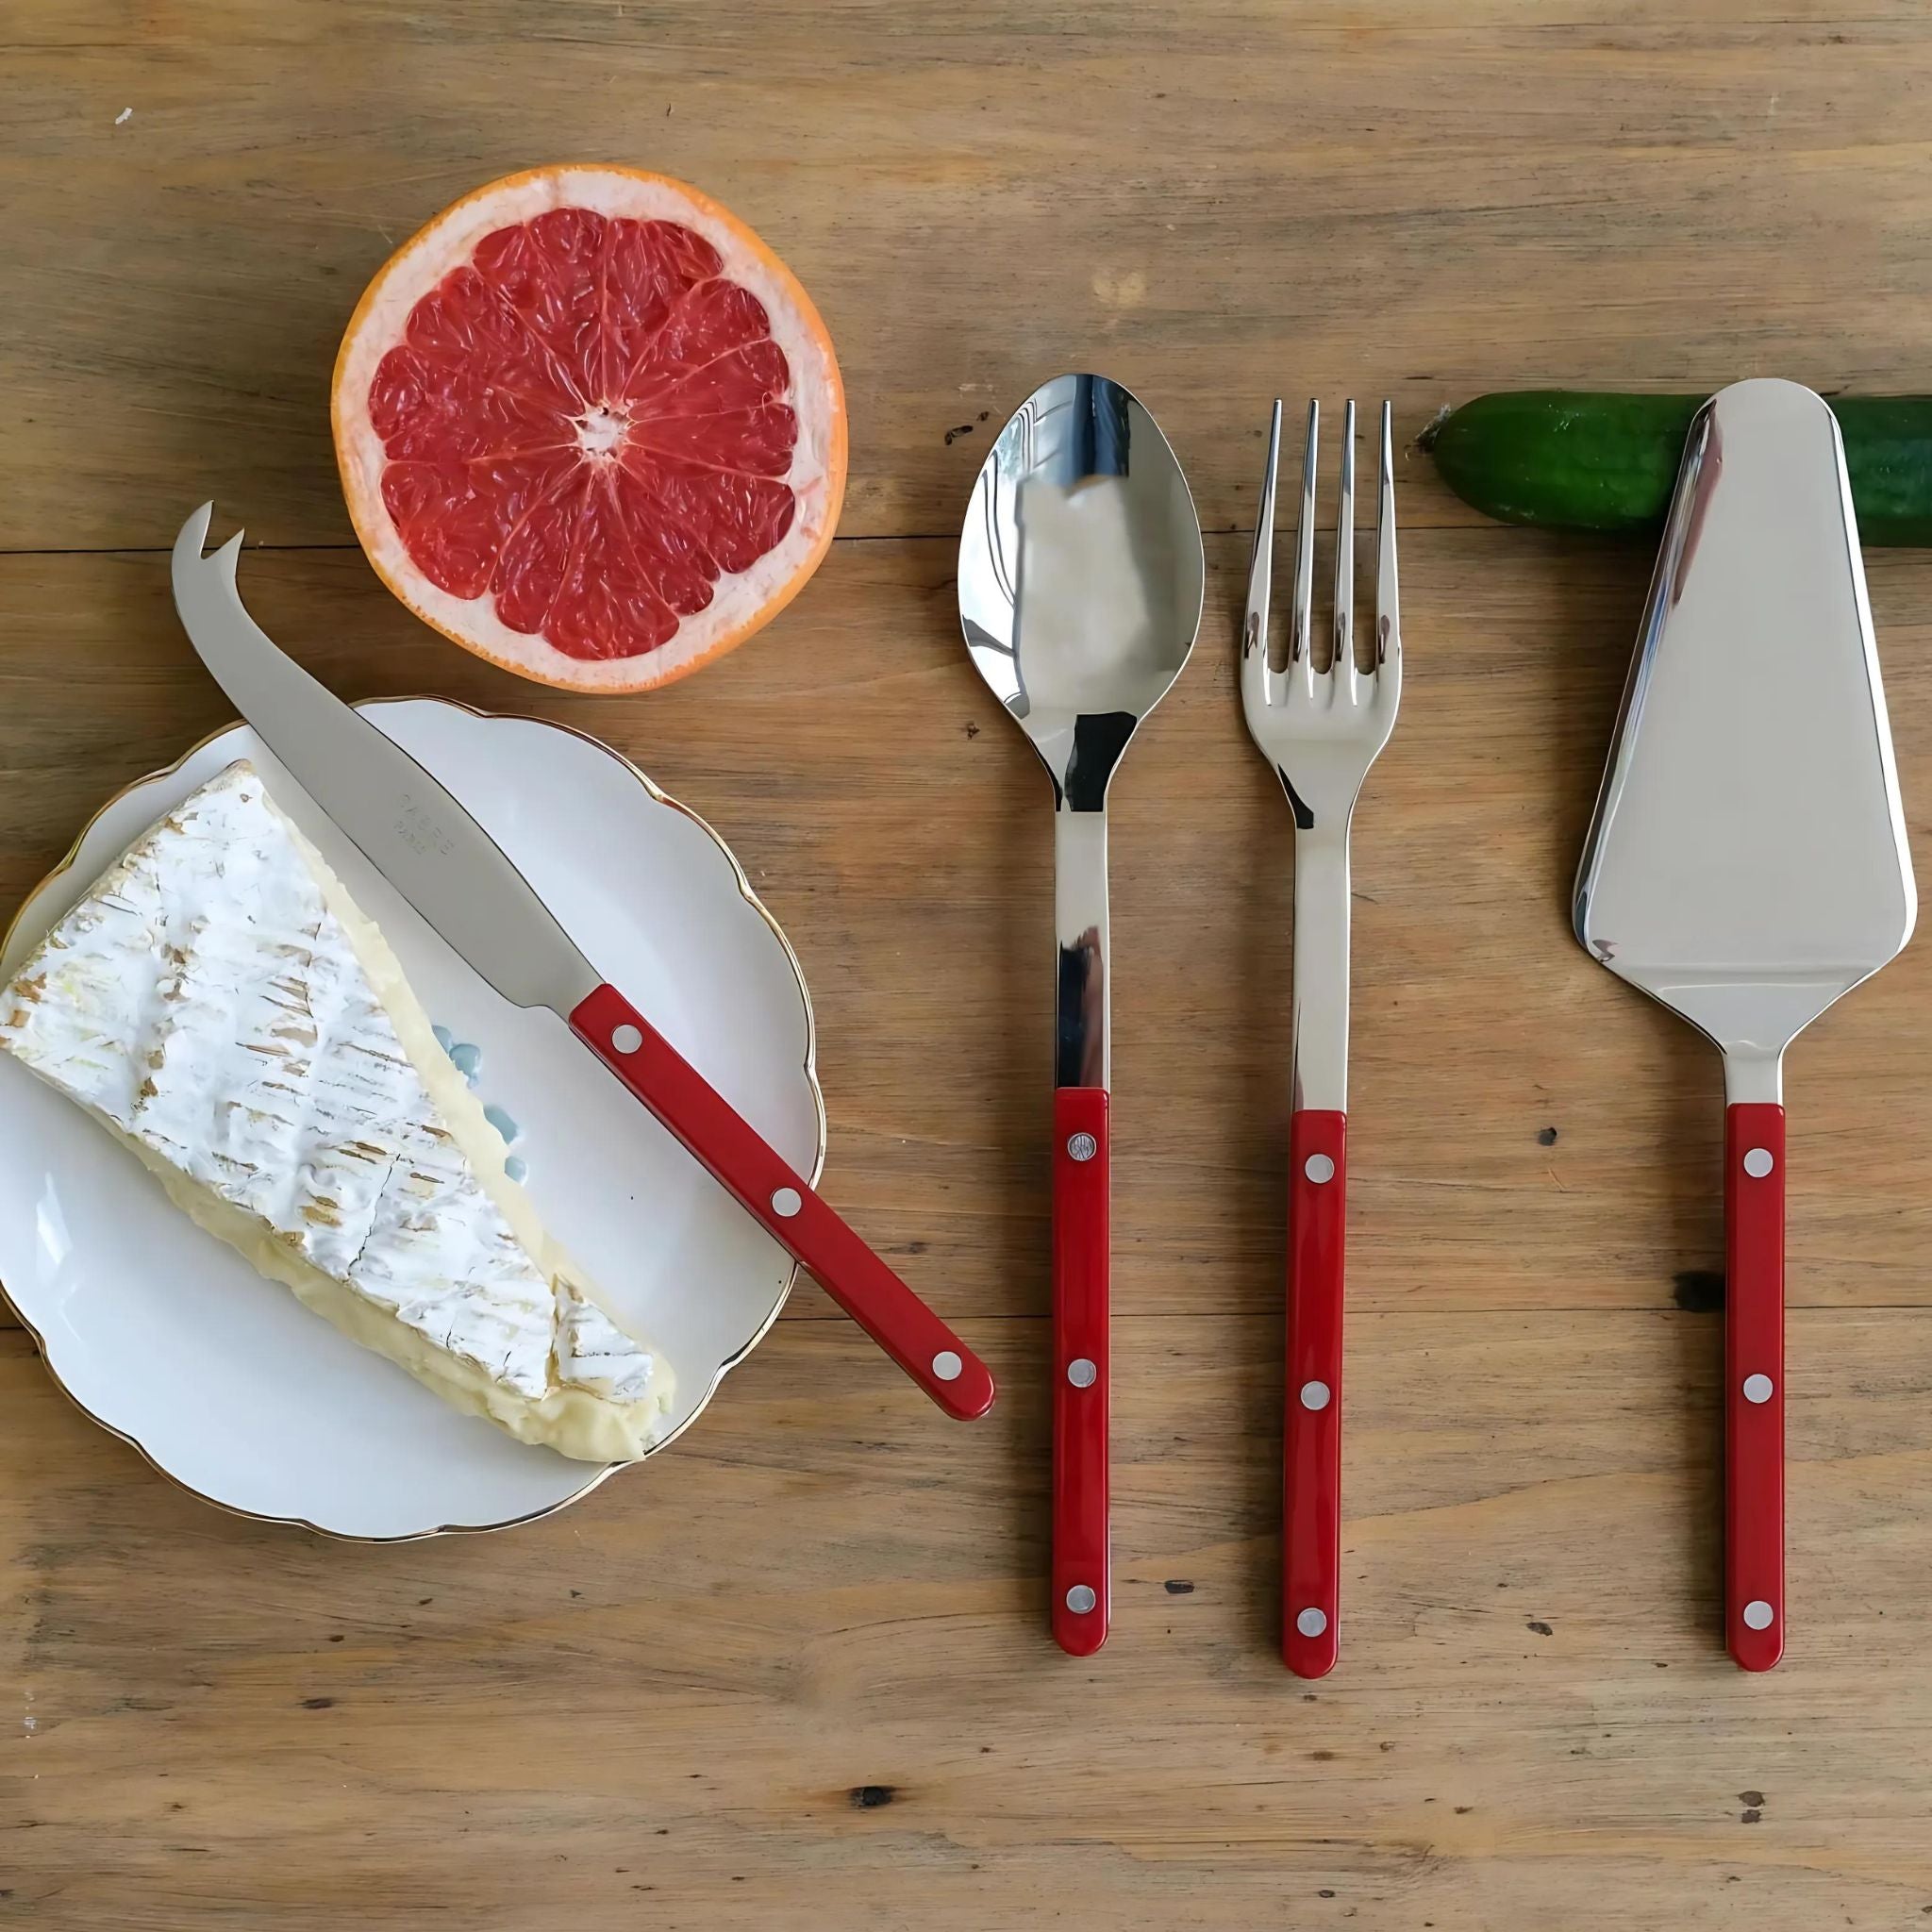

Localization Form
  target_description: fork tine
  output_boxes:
[1333,399,1357,688]
[1243,399,1283,684]
[1291,400,1318,694]
[1238,397,1399,840]
[1375,399,1400,677]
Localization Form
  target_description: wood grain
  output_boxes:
[7,4,1932,1927]
[7,1308,1932,1929]
[8,4,1932,548]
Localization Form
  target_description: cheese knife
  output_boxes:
[171,503,995,1423]
[1574,379,1914,1668]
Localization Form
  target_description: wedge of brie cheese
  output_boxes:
[0,761,674,1462]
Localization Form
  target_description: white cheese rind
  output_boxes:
[0,761,673,1462]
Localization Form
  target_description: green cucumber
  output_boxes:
[1422,391,1932,547]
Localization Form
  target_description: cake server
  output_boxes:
[171,503,995,1424]
[1574,378,1914,1669]
[958,375,1204,1653]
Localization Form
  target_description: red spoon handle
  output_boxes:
[569,984,995,1421]
[1051,1086,1110,1656]
[1724,1101,1785,1671]
[1284,1108,1346,1677]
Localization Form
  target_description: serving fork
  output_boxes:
[1241,399,1401,1677]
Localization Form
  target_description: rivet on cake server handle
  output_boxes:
[168,504,994,1423]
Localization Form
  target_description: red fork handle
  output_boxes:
[1285,1108,1346,1677]
[569,984,995,1422]
[1725,1101,1785,1671]
[1052,1087,1109,1656]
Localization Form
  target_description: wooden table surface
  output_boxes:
[8,5,1932,1926]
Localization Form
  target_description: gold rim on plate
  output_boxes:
[0,696,827,1541]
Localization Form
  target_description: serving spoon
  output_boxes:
[958,374,1204,1654]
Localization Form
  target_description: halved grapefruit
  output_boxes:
[333,165,846,691]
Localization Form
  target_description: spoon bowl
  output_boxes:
[959,374,1204,809]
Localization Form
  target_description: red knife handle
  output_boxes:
[1284,1108,1346,1677]
[569,984,995,1422]
[1725,1101,1785,1671]
[1052,1087,1109,1656]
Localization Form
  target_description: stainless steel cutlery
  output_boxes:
[1242,399,1402,1677]
[940,371,1911,1677]
[1575,377,1914,1671]
[197,352,1904,1671]
[959,375,1205,1655]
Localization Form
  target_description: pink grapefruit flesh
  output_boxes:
[333,167,846,691]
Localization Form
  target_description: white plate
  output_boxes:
[0,699,824,1538]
